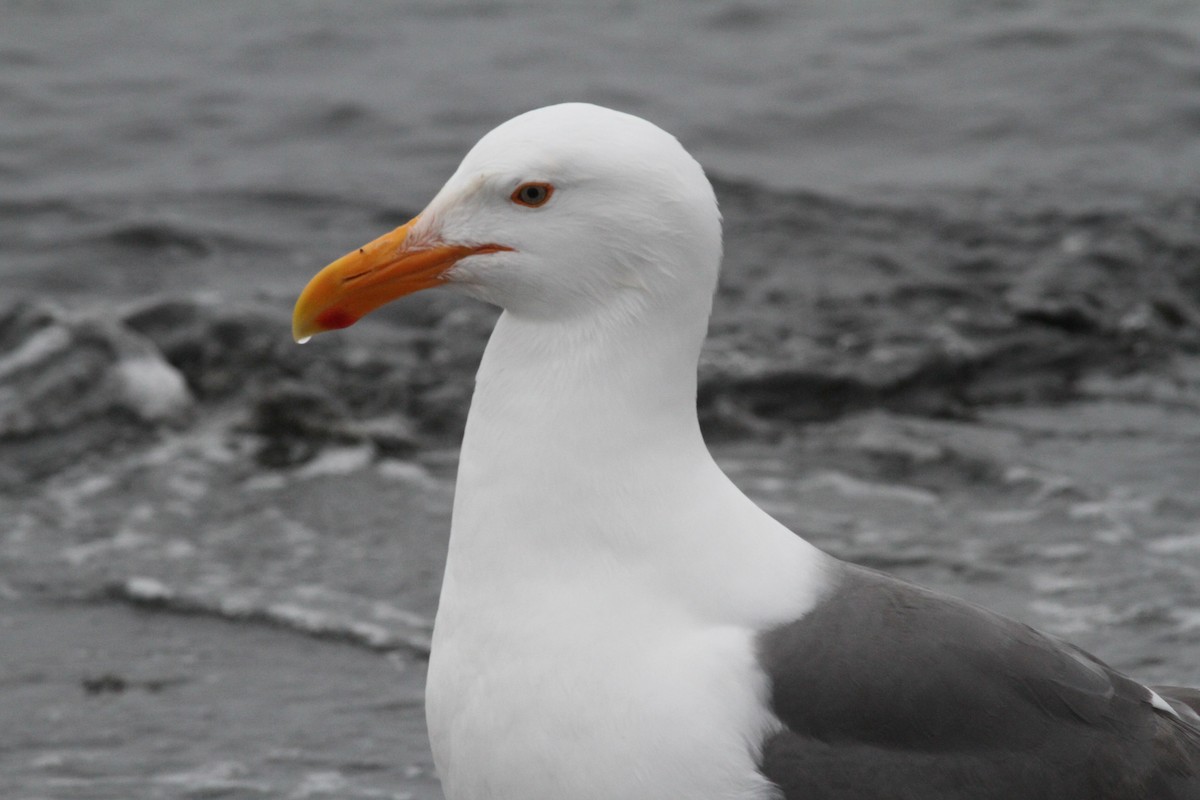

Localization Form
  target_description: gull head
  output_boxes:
[293,103,722,341]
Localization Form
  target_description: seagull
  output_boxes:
[293,103,1200,800]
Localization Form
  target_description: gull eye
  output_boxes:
[511,182,554,208]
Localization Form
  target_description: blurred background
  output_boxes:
[3,2,1200,798]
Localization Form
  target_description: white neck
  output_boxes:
[428,301,831,800]
[443,304,828,624]
[472,306,708,459]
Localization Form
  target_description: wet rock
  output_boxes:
[122,295,302,401]
[247,380,419,468]
[9,182,1200,482]
[0,301,191,484]
[122,294,479,444]
[698,181,1200,433]
[0,301,191,434]
[247,381,349,468]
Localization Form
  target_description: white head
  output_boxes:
[293,103,722,339]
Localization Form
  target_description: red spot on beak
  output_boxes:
[315,308,359,331]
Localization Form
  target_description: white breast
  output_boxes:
[423,309,830,800]
[426,451,828,800]
[427,593,780,799]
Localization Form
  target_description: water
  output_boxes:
[3,2,1200,798]
[5,1,1200,303]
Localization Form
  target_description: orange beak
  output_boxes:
[292,215,509,342]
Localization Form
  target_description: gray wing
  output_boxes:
[757,564,1200,800]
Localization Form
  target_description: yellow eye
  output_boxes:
[511,182,554,208]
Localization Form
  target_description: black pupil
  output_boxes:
[522,186,544,203]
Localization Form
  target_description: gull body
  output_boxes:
[421,104,826,798]
[293,103,1200,800]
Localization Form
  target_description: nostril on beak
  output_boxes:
[341,269,372,285]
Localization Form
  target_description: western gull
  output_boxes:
[293,103,1200,799]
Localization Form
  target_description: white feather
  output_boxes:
[419,104,832,800]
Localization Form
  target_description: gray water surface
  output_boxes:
[3,3,1200,798]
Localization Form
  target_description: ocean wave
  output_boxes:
[104,577,433,654]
